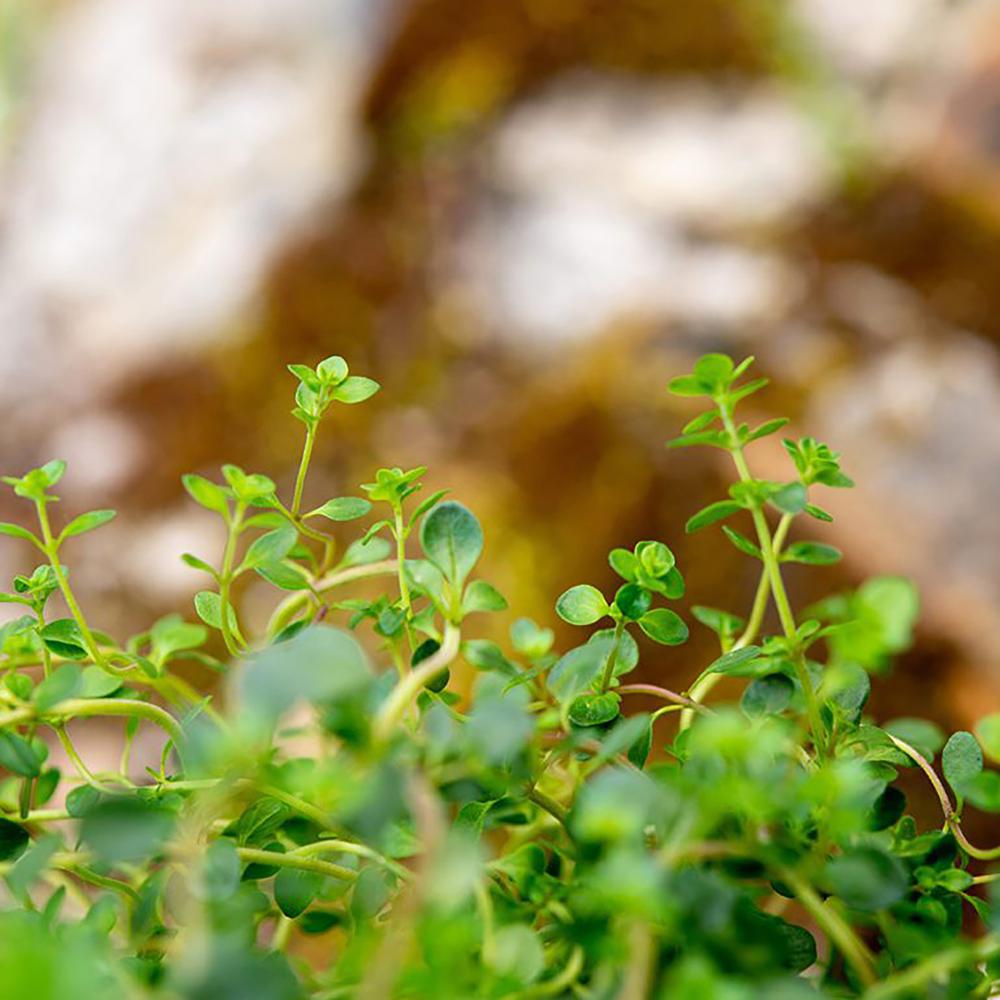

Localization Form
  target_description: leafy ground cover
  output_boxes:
[0,353,998,998]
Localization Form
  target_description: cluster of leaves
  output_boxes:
[0,353,998,999]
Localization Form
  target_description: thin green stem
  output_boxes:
[599,618,625,694]
[236,846,355,882]
[291,423,317,517]
[679,536,776,731]
[218,503,246,656]
[48,698,182,743]
[527,786,569,827]
[266,559,398,639]
[776,864,877,988]
[863,934,1000,1000]
[887,733,1000,860]
[372,624,460,744]
[295,839,411,881]
[35,500,108,670]
[719,404,824,754]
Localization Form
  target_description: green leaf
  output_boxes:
[613,583,651,621]
[201,839,240,901]
[339,535,392,568]
[555,584,609,626]
[746,417,790,443]
[509,618,554,659]
[420,501,483,587]
[942,732,983,795]
[667,374,710,398]
[182,474,230,517]
[274,867,324,918]
[548,637,614,704]
[741,674,793,717]
[238,526,297,574]
[608,548,639,582]
[691,605,745,641]
[568,692,621,727]
[461,580,508,615]
[238,625,371,729]
[885,718,945,760]
[255,560,311,591]
[236,799,291,846]
[706,645,763,676]
[965,771,1000,812]
[316,355,349,385]
[805,503,834,523]
[33,663,82,711]
[975,714,1000,764]
[637,608,688,645]
[486,924,545,986]
[781,541,842,565]
[685,501,743,534]
[722,526,763,560]
[150,614,207,665]
[0,818,29,861]
[39,619,89,660]
[58,509,116,542]
[0,523,41,548]
[769,483,806,515]
[307,497,372,522]
[80,797,175,864]
[0,732,42,777]
[823,847,907,911]
[78,665,123,699]
[331,376,380,404]
[193,591,238,632]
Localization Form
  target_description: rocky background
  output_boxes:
[1,0,999,830]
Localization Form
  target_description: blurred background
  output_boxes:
[1,0,1000,799]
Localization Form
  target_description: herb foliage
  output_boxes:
[0,352,997,998]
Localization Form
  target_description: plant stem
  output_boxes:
[679,523,781,731]
[372,625,460,744]
[617,683,707,712]
[863,934,1000,1000]
[719,404,825,754]
[776,864,877,988]
[527,786,569,827]
[236,846,356,882]
[599,619,625,693]
[218,503,246,656]
[887,733,1000,860]
[48,698,182,743]
[266,559,398,639]
[35,500,108,670]
[291,423,317,517]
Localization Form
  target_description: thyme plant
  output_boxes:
[0,352,999,999]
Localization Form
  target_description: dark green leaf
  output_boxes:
[706,645,762,676]
[781,541,842,565]
[942,731,983,795]
[613,583,651,621]
[569,692,621,727]
[637,608,688,646]
[741,674,793,716]
[722,526,763,560]
[274,867,324,918]
[0,732,42,777]
[0,818,29,861]
[685,501,743,534]
[420,501,483,586]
